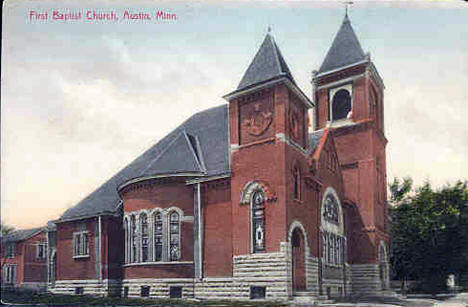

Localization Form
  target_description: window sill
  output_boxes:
[123,261,193,267]
[73,255,90,259]
[293,198,303,204]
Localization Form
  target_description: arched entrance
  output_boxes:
[49,250,57,284]
[292,228,306,292]
[379,242,388,290]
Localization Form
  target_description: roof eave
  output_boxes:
[53,211,119,225]
[117,172,206,193]
[315,59,369,79]
[224,76,314,108]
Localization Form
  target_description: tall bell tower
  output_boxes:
[313,13,390,294]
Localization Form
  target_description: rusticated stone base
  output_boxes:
[350,264,382,295]
[48,279,119,296]
[121,278,194,298]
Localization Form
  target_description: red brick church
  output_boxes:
[47,14,389,301]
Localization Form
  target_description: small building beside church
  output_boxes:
[47,14,390,301]
[1,227,48,291]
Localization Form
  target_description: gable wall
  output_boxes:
[202,181,232,277]
[22,232,47,283]
[56,218,98,280]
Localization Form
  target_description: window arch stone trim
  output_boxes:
[320,187,344,235]
[240,180,276,205]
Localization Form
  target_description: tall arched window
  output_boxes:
[169,211,180,261]
[123,217,128,263]
[332,89,352,121]
[251,190,266,253]
[130,215,138,263]
[140,213,149,262]
[321,188,345,266]
[154,212,163,262]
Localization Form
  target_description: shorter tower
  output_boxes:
[313,13,389,294]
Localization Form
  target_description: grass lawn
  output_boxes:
[1,288,288,306]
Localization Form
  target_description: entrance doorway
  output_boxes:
[292,228,306,292]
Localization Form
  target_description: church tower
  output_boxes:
[313,14,390,293]
[224,32,313,257]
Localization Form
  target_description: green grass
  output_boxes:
[1,288,288,306]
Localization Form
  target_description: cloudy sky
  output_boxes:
[2,0,467,229]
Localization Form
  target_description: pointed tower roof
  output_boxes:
[237,33,295,91]
[319,14,366,73]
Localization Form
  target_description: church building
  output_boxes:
[47,14,390,301]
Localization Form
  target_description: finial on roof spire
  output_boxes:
[344,1,353,19]
[267,24,272,34]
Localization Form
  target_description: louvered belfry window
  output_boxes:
[252,191,266,253]
[169,212,180,261]
[154,212,163,261]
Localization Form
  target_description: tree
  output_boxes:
[1,223,15,236]
[389,178,468,295]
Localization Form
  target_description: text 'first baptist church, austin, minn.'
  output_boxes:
[29,9,177,21]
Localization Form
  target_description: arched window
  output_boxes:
[323,195,339,224]
[140,213,149,262]
[251,190,266,253]
[130,215,138,263]
[321,188,345,266]
[293,167,300,200]
[123,217,128,263]
[154,212,163,262]
[332,89,352,121]
[169,211,180,261]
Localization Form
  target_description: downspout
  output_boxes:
[197,183,203,280]
[46,229,49,286]
[98,216,102,283]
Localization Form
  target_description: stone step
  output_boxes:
[294,291,316,297]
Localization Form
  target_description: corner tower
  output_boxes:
[223,32,314,299]
[313,14,389,294]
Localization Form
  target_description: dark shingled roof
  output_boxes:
[307,130,325,154]
[2,227,44,243]
[237,33,295,91]
[59,104,229,221]
[319,15,366,73]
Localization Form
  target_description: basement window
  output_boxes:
[250,286,266,299]
[75,287,84,295]
[141,286,150,297]
[169,286,182,298]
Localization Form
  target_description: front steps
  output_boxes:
[291,291,333,306]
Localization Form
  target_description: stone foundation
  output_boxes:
[49,279,119,296]
[350,264,381,295]
[121,278,194,298]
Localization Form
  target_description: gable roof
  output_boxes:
[59,104,229,221]
[307,130,325,154]
[2,227,45,243]
[237,33,295,91]
[319,14,366,73]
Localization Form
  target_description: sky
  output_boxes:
[2,0,468,229]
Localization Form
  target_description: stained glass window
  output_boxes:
[169,212,180,261]
[252,191,265,253]
[141,214,149,262]
[154,212,163,261]
[131,215,137,263]
[323,195,339,224]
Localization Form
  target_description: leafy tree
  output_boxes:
[1,223,15,236]
[389,178,468,295]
